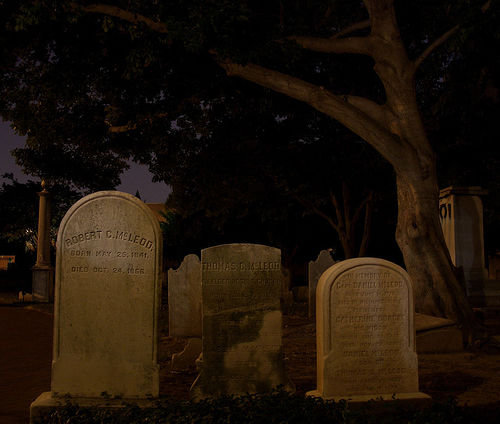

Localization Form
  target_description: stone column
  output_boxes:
[439,186,488,296]
[32,180,54,302]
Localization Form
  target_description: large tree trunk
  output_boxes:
[395,171,478,342]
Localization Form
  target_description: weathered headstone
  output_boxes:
[307,258,429,402]
[168,254,202,370]
[190,243,294,399]
[168,254,202,337]
[30,191,162,421]
[308,250,335,318]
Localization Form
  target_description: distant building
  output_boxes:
[0,255,15,271]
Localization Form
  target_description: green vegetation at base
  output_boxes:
[37,389,497,424]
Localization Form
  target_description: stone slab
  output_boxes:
[416,326,463,353]
[168,254,202,337]
[308,258,427,400]
[415,313,456,332]
[32,265,54,302]
[190,243,294,399]
[50,191,162,398]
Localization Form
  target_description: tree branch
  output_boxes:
[414,25,458,71]
[218,59,406,170]
[106,112,169,134]
[329,191,344,235]
[287,35,373,55]
[414,1,492,71]
[69,2,168,33]
[358,191,373,257]
[344,95,388,128]
[294,194,339,232]
[331,20,370,39]
[342,182,351,237]
[350,191,373,241]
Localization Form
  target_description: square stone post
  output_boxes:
[439,186,488,296]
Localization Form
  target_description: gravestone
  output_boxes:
[307,258,429,402]
[439,186,488,296]
[190,243,294,399]
[168,254,202,337]
[308,250,335,318]
[168,254,202,370]
[30,191,162,422]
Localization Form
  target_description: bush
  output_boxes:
[36,390,496,424]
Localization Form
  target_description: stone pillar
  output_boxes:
[439,186,488,295]
[32,180,54,302]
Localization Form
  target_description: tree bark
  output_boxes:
[395,172,477,342]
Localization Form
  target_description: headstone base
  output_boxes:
[31,265,54,302]
[30,392,159,424]
[306,390,431,403]
[417,327,463,353]
[415,313,463,353]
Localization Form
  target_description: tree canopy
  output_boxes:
[1,0,498,334]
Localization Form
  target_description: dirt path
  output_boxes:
[1,304,500,424]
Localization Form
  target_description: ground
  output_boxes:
[1,293,500,424]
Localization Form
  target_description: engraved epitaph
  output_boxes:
[190,243,293,399]
[307,258,429,401]
[50,191,162,398]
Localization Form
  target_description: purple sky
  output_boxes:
[0,120,171,203]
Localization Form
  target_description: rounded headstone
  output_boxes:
[51,191,162,398]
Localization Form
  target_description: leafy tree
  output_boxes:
[0,174,80,248]
[1,0,497,337]
[0,174,81,289]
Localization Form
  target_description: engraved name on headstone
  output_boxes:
[190,243,293,399]
[308,258,429,401]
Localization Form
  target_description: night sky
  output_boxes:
[0,120,171,203]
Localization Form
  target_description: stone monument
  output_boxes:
[307,257,429,402]
[168,254,202,370]
[30,191,162,422]
[32,180,55,302]
[308,250,335,318]
[439,186,488,295]
[190,243,294,399]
